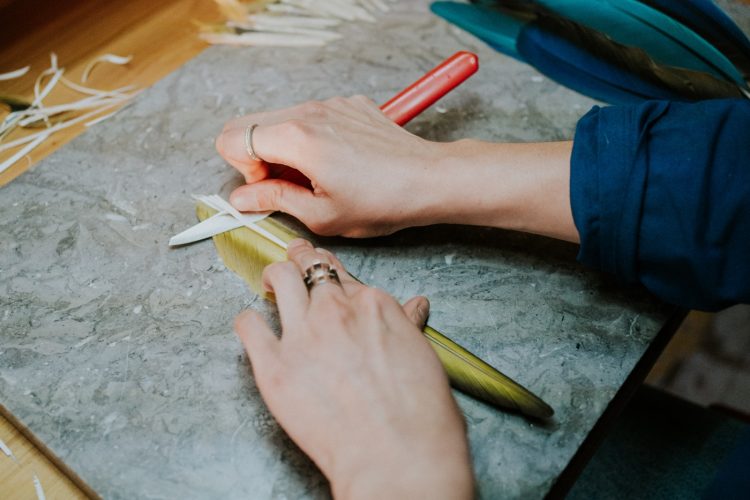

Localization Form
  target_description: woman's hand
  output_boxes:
[234,239,474,499]
[215,96,450,237]
[216,96,579,243]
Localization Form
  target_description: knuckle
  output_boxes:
[326,96,347,107]
[358,287,391,313]
[259,183,284,209]
[279,119,313,143]
[301,100,328,118]
[352,94,374,106]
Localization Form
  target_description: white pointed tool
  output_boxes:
[168,195,284,247]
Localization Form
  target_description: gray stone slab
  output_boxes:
[8,0,742,497]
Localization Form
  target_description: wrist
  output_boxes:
[329,442,473,500]
[416,139,578,242]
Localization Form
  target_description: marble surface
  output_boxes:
[0,0,709,497]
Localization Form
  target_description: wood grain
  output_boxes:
[0,411,91,499]
[0,0,220,186]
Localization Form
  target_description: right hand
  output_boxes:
[235,240,474,499]
[215,96,450,238]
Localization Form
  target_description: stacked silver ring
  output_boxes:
[303,262,342,291]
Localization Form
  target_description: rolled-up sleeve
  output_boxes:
[570,99,750,311]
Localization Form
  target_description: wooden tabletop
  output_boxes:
[0,0,218,187]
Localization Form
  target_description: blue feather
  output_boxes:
[516,18,692,104]
[527,0,746,86]
[432,1,744,104]
[637,0,750,77]
[430,2,526,60]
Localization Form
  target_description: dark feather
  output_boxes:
[637,0,750,78]
[518,14,744,104]
[472,0,746,86]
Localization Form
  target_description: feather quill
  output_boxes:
[196,202,554,419]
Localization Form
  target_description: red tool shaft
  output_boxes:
[380,51,479,126]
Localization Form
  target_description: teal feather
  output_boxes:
[431,1,745,104]
[430,2,525,59]
[474,0,746,87]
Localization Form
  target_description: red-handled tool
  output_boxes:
[381,51,479,126]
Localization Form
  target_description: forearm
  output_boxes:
[419,139,579,243]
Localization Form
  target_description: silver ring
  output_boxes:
[303,262,342,291]
[244,123,261,161]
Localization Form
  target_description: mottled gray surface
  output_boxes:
[0,1,689,498]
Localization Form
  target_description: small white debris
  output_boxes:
[444,254,455,265]
[0,438,17,461]
[133,305,143,314]
[105,213,128,223]
[531,75,544,83]
[33,474,46,500]
[0,66,31,80]
[74,336,95,348]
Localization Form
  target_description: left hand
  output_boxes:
[215,96,451,237]
[235,239,474,499]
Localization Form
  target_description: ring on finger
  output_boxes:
[244,123,261,161]
[303,262,342,291]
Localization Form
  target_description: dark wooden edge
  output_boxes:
[0,402,101,499]
[545,307,688,499]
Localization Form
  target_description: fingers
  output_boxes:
[215,129,269,184]
[314,246,360,294]
[230,180,333,234]
[235,309,280,374]
[262,261,310,330]
[286,239,346,299]
[402,296,430,329]
[217,96,379,184]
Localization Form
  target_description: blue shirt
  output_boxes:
[571,99,750,311]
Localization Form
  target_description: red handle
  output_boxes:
[380,51,479,126]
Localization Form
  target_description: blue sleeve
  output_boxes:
[570,99,750,312]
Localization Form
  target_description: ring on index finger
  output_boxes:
[244,123,261,161]
[303,262,342,292]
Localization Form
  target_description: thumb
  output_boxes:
[235,310,280,376]
[230,179,321,222]
[402,296,430,330]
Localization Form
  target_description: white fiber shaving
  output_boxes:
[248,14,341,29]
[33,474,46,500]
[226,22,342,41]
[0,437,17,461]
[0,54,138,174]
[204,0,392,47]
[193,194,287,248]
[0,66,31,81]
[0,131,50,175]
[200,32,327,47]
[81,54,133,83]
[0,98,127,154]
[85,108,121,127]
